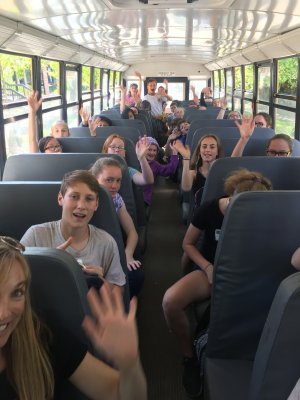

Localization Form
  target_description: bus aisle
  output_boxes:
[137,176,188,400]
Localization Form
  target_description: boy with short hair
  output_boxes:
[21,170,126,292]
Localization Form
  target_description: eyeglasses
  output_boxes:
[266,150,290,157]
[255,122,265,127]
[44,144,62,152]
[0,236,25,252]
[108,145,126,151]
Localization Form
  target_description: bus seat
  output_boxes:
[135,112,153,137]
[3,152,148,252]
[25,247,91,399]
[69,127,91,136]
[201,156,300,205]
[2,153,137,227]
[248,272,300,400]
[187,119,238,146]
[53,137,140,170]
[292,138,300,155]
[189,127,275,148]
[204,191,300,400]
[3,153,102,180]
[100,109,122,118]
[109,119,147,136]
[70,126,141,144]
[0,182,130,305]
[184,108,221,122]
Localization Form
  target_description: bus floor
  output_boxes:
[137,177,189,400]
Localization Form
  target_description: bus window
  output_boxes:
[0,53,32,107]
[41,59,60,98]
[66,68,78,103]
[257,65,271,103]
[274,108,295,136]
[4,119,29,157]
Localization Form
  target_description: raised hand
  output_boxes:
[79,107,91,125]
[27,91,42,113]
[136,135,150,160]
[169,142,178,155]
[235,115,255,139]
[120,82,126,93]
[82,285,139,369]
[172,140,190,159]
[89,117,100,136]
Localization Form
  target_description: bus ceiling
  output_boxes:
[0,1,300,70]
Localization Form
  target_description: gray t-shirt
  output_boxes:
[21,220,126,286]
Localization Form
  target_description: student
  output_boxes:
[142,78,167,118]
[173,135,222,195]
[166,100,179,123]
[37,136,63,153]
[28,91,69,152]
[265,133,293,156]
[162,169,272,398]
[21,170,126,293]
[0,236,147,400]
[164,119,190,158]
[227,110,242,120]
[143,137,179,206]
[79,106,112,136]
[90,157,144,297]
[157,79,173,101]
[231,116,290,157]
[254,112,272,128]
[125,71,142,107]
[102,134,154,186]
[120,83,137,120]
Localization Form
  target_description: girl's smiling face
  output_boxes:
[200,137,218,163]
[146,144,158,161]
[0,260,26,349]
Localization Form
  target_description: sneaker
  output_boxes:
[182,356,202,398]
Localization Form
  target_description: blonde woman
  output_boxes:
[0,236,146,400]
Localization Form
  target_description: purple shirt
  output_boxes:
[143,155,179,205]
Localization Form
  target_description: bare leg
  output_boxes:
[162,270,211,357]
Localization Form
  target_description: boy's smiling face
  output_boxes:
[58,182,98,228]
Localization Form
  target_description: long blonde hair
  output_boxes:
[0,244,54,400]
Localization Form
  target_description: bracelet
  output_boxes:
[203,263,212,271]
[183,158,190,160]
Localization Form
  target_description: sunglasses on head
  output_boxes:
[0,236,25,252]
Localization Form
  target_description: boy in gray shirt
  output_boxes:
[21,170,126,292]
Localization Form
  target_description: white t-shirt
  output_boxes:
[21,220,126,286]
[143,94,167,117]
